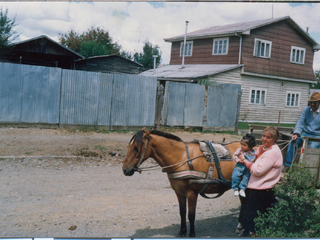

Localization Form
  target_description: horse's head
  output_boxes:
[122,128,151,176]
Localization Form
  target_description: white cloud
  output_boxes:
[1,2,319,70]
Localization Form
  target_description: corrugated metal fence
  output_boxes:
[161,81,242,131]
[0,63,157,129]
[0,62,241,131]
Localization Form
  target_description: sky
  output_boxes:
[1,2,320,71]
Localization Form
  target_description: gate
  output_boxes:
[161,81,242,131]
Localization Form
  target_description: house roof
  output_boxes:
[164,16,320,50]
[75,54,143,66]
[12,35,84,59]
[139,64,243,80]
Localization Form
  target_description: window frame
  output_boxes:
[285,91,301,107]
[180,41,193,57]
[212,37,229,55]
[290,46,305,64]
[253,38,272,59]
[249,88,267,105]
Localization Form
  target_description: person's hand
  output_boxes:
[292,134,299,141]
[237,152,245,164]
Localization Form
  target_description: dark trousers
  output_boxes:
[238,188,276,233]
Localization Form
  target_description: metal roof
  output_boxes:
[12,35,85,59]
[75,54,143,66]
[139,64,243,80]
[164,16,320,50]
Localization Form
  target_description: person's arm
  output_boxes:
[242,148,277,175]
[233,148,242,163]
[293,107,308,137]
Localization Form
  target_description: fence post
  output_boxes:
[235,89,242,134]
[155,81,164,130]
[202,85,208,131]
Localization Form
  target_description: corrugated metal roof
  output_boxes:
[164,16,320,49]
[12,35,85,59]
[139,64,243,79]
[164,17,289,41]
[75,54,143,66]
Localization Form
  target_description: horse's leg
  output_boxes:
[187,191,198,237]
[176,193,187,237]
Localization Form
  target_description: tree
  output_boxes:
[133,41,161,71]
[0,7,18,57]
[311,70,320,89]
[59,27,122,58]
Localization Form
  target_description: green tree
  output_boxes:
[133,41,161,71]
[0,7,18,57]
[255,163,320,237]
[59,27,122,58]
[312,70,320,89]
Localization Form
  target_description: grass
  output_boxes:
[238,122,295,130]
[95,145,107,151]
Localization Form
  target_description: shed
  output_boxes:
[75,55,143,74]
[1,35,84,69]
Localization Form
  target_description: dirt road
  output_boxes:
[0,127,243,238]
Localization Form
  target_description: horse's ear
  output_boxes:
[141,127,146,132]
[144,128,152,138]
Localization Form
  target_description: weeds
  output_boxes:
[255,163,320,237]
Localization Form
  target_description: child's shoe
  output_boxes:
[239,189,246,197]
[234,190,239,196]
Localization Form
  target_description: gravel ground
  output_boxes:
[0,127,243,238]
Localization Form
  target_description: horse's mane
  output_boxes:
[130,129,183,144]
[150,130,183,142]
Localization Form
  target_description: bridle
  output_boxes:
[134,134,150,171]
[132,132,204,173]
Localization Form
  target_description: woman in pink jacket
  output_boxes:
[237,126,283,237]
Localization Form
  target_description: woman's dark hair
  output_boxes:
[241,133,256,148]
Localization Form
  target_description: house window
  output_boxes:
[290,46,305,64]
[250,88,266,105]
[213,38,229,55]
[180,41,193,57]
[253,38,272,58]
[286,92,300,107]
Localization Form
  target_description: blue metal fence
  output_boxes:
[162,81,241,130]
[0,62,241,130]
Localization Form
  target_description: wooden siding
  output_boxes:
[76,57,142,74]
[169,37,240,65]
[241,21,316,81]
[204,68,309,124]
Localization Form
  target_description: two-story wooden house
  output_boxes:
[141,16,320,124]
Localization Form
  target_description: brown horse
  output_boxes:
[122,129,240,237]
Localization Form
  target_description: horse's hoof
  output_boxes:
[189,232,196,237]
[178,231,187,237]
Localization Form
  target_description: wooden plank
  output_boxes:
[303,155,320,168]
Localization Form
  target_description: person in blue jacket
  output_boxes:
[283,92,320,172]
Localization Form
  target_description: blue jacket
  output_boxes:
[294,106,320,136]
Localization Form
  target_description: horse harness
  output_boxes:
[183,141,232,199]
[137,135,231,198]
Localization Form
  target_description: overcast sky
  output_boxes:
[1,2,320,71]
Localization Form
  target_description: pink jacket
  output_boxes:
[247,144,283,190]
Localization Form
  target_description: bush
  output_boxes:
[254,163,320,237]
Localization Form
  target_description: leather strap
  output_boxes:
[185,142,194,171]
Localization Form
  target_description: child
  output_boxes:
[232,133,257,197]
